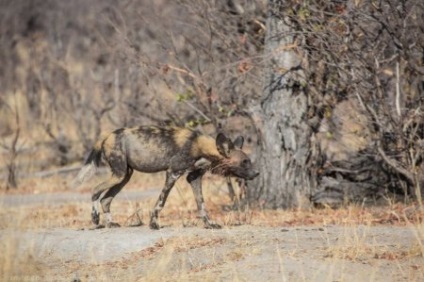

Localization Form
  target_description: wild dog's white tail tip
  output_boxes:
[71,163,96,189]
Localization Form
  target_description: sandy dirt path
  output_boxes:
[1,191,423,281]
[0,189,158,207]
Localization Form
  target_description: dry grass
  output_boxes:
[0,236,45,282]
[325,244,423,262]
[1,174,424,281]
[2,172,424,230]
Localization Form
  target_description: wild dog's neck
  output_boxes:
[192,135,223,161]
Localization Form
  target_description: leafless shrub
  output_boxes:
[0,0,422,206]
[276,0,423,204]
[0,95,23,189]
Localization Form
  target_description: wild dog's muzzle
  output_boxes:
[246,171,259,180]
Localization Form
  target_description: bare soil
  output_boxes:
[0,190,423,282]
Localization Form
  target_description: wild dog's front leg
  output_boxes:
[92,201,100,225]
[226,177,240,209]
[187,169,221,229]
[149,170,182,229]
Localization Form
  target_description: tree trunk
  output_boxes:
[248,0,415,209]
[249,1,315,209]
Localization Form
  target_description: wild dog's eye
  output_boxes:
[242,159,250,166]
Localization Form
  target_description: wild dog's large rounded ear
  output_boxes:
[216,133,234,158]
[233,136,244,150]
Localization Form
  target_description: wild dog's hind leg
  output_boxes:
[149,170,183,230]
[91,175,127,227]
[91,175,125,228]
[187,169,221,229]
[91,150,128,227]
[99,167,133,228]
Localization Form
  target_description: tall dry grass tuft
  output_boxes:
[0,234,44,281]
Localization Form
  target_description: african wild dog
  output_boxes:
[74,126,259,229]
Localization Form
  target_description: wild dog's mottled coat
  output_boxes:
[75,126,258,229]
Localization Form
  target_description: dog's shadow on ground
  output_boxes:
[79,222,186,231]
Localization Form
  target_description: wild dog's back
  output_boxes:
[103,126,200,173]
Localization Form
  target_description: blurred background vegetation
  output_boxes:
[0,0,423,209]
[0,0,265,178]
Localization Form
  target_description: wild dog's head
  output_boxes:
[212,133,259,180]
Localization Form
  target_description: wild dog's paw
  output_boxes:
[89,224,105,230]
[106,222,121,228]
[149,219,160,230]
[91,207,100,225]
[202,216,221,229]
[204,221,222,229]
[149,222,160,230]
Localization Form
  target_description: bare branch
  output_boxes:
[377,141,415,185]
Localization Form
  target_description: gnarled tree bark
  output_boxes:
[249,0,315,209]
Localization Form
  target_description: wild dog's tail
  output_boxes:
[72,140,103,189]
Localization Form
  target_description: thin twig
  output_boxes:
[182,100,211,122]
[395,61,402,117]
